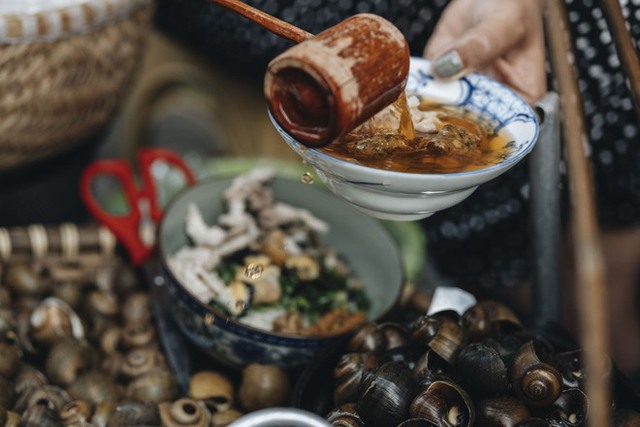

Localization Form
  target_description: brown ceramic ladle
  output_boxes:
[210,0,410,147]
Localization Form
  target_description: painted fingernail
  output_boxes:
[433,50,463,78]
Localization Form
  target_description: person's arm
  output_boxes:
[424,0,546,104]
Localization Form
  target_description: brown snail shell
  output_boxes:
[2,410,20,427]
[347,322,385,354]
[211,409,244,426]
[14,385,72,414]
[105,400,160,427]
[120,322,156,349]
[238,364,292,412]
[333,352,377,406]
[0,340,21,379]
[158,398,211,427]
[60,400,94,425]
[413,349,449,387]
[378,322,411,350]
[20,403,62,427]
[85,290,119,318]
[89,402,116,427]
[120,347,166,380]
[99,325,123,356]
[509,342,562,408]
[475,395,530,427]
[189,371,235,413]
[326,403,364,426]
[14,364,48,396]
[0,307,16,339]
[461,301,523,343]
[121,292,152,326]
[455,342,511,399]
[45,338,98,387]
[551,350,585,390]
[52,281,84,310]
[29,297,85,348]
[547,388,588,427]
[409,380,475,427]
[126,369,180,403]
[5,263,50,297]
[410,314,465,364]
[0,376,15,412]
[356,361,417,427]
[67,371,122,405]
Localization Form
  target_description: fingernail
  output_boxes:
[433,50,463,78]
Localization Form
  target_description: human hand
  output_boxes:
[424,0,547,104]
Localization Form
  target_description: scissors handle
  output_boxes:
[137,147,197,222]
[80,159,150,266]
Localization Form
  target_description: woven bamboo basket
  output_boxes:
[0,0,154,172]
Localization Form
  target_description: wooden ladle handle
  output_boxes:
[208,0,313,43]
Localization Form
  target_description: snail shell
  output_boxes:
[158,398,211,427]
[60,400,94,425]
[20,403,62,427]
[29,298,85,348]
[0,340,21,379]
[413,349,449,387]
[14,364,48,397]
[455,342,511,398]
[105,400,160,427]
[99,325,123,356]
[356,361,417,427]
[475,395,530,427]
[410,314,465,364]
[14,385,72,414]
[551,350,585,390]
[238,364,291,412]
[461,301,522,343]
[2,409,20,427]
[52,281,84,310]
[378,322,411,350]
[120,322,156,349]
[126,369,180,403]
[0,376,15,413]
[333,352,377,406]
[90,402,116,427]
[67,371,122,405]
[0,307,16,339]
[85,290,119,319]
[547,388,588,427]
[348,322,385,354]
[509,342,562,408]
[45,338,98,387]
[120,347,166,380]
[409,380,475,427]
[121,292,152,326]
[5,263,50,297]
[189,371,235,413]
[326,403,364,427]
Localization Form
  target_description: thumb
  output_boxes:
[430,21,526,79]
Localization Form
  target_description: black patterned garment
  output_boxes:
[155,0,640,290]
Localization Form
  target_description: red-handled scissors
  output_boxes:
[80,147,197,266]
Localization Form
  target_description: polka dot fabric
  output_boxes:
[155,0,640,289]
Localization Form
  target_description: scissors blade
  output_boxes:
[142,259,192,394]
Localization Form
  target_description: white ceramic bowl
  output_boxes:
[271,57,540,221]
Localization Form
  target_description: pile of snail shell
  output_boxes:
[327,301,640,427]
[0,261,293,427]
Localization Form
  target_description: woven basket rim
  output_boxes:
[0,0,152,44]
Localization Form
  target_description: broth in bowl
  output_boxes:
[320,93,514,174]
